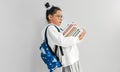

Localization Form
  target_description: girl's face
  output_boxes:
[48,10,63,26]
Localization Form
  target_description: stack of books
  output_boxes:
[63,24,83,37]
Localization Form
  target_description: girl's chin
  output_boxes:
[53,22,61,26]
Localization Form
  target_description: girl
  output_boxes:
[41,2,86,72]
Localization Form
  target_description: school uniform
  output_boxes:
[41,23,83,72]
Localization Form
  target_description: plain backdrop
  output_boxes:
[0,0,120,72]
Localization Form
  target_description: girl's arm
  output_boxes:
[47,26,80,47]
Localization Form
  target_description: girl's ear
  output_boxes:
[48,14,53,21]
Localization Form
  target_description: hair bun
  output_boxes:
[45,2,50,8]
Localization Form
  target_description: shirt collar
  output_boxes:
[48,23,63,31]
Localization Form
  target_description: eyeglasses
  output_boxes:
[54,15,63,19]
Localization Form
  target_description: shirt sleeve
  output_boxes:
[47,25,80,47]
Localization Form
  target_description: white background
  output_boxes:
[0,0,120,72]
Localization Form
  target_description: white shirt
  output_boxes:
[41,23,81,67]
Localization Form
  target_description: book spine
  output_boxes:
[74,29,80,37]
[75,30,80,37]
[63,24,73,35]
[64,24,75,36]
[72,28,79,37]
[66,27,77,37]
[62,24,69,34]
[70,27,78,36]
[76,29,83,37]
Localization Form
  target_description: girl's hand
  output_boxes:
[78,28,86,40]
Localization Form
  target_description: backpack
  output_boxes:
[40,25,64,72]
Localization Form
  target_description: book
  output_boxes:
[65,27,77,37]
[63,24,74,36]
[63,24,83,37]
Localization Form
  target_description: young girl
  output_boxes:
[41,2,86,72]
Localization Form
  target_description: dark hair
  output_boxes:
[45,2,62,22]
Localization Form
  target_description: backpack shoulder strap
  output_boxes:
[44,25,59,42]
[45,25,64,56]
[53,25,60,32]
[53,25,64,56]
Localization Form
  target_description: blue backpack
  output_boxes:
[40,25,64,72]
